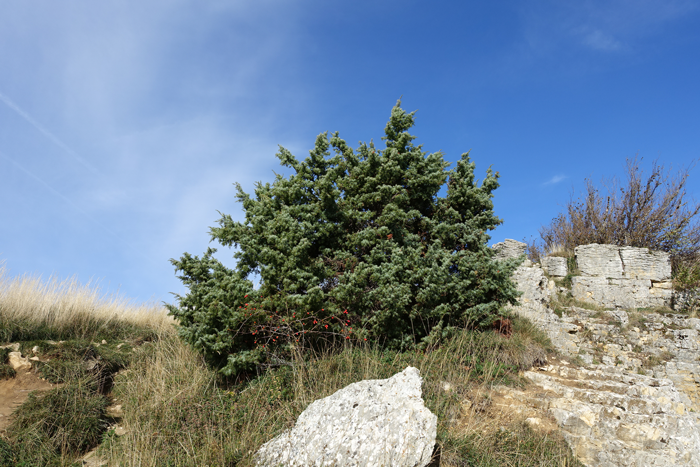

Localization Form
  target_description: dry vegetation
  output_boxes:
[104,320,578,466]
[538,158,700,263]
[0,265,175,343]
[1,266,580,466]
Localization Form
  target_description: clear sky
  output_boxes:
[1,1,699,305]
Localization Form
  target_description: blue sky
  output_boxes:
[1,0,699,304]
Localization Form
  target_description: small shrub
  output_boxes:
[523,236,543,263]
[559,270,578,289]
[673,257,700,291]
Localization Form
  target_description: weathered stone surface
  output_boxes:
[541,256,568,277]
[503,249,700,465]
[512,264,551,308]
[507,265,582,354]
[499,364,700,466]
[0,343,20,352]
[8,352,31,371]
[570,244,673,308]
[575,244,671,281]
[575,244,625,278]
[492,239,527,261]
[571,276,673,309]
[619,246,672,281]
[254,367,437,467]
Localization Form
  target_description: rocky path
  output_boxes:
[0,370,55,432]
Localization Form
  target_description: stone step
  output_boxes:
[493,363,700,466]
[525,369,687,417]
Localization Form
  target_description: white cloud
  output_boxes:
[544,174,566,185]
[519,0,699,56]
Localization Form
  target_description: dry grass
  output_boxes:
[0,265,175,343]
[0,266,579,466]
[104,317,578,466]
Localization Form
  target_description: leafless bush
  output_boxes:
[539,157,700,270]
[522,237,543,263]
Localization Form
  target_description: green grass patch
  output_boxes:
[0,338,140,466]
[0,315,160,346]
[33,340,134,397]
[552,291,606,312]
[2,378,109,467]
[643,351,675,369]
[440,421,583,466]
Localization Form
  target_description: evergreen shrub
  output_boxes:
[167,100,522,375]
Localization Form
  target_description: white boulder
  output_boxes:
[254,366,437,467]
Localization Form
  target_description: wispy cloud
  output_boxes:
[579,28,624,51]
[0,149,158,266]
[544,174,566,185]
[0,91,99,175]
[519,0,699,57]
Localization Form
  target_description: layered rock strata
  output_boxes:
[496,363,700,466]
[495,239,700,466]
[492,239,528,262]
[572,244,673,309]
[541,256,568,277]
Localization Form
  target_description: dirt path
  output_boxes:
[0,371,56,432]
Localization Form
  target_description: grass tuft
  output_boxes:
[0,348,16,379]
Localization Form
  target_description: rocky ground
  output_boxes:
[505,261,700,466]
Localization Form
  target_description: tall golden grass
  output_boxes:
[0,264,175,342]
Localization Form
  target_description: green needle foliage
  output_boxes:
[167,100,522,376]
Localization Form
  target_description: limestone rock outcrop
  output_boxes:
[541,256,568,277]
[492,239,528,262]
[572,244,673,309]
[254,367,437,467]
[497,363,700,466]
[491,239,700,465]
[8,351,31,371]
[575,244,671,281]
[499,241,579,353]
